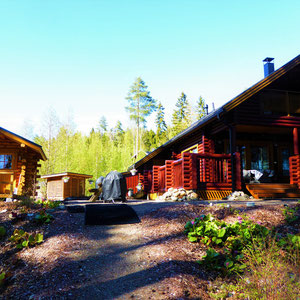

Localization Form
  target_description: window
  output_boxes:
[0,155,12,169]
[251,146,269,171]
[281,148,290,176]
[182,144,198,154]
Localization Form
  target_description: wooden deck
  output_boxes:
[246,183,300,199]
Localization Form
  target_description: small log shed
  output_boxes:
[41,172,93,200]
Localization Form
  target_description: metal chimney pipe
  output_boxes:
[263,57,275,77]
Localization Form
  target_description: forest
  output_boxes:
[32,78,206,183]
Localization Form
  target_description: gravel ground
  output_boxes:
[0,199,299,299]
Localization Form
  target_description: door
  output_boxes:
[277,146,291,182]
[0,173,13,196]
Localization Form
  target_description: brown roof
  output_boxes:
[41,172,93,179]
[0,127,47,161]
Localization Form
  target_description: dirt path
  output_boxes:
[1,199,299,299]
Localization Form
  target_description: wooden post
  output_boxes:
[229,126,237,191]
[235,152,242,190]
[293,128,299,155]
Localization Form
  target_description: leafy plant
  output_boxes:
[9,229,43,249]
[185,214,270,276]
[282,206,299,224]
[34,209,54,224]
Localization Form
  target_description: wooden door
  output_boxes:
[0,173,13,196]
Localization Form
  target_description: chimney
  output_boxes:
[263,57,274,77]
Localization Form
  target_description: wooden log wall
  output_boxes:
[0,133,41,197]
[143,170,152,193]
[235,94,300,128]
[182,152,196,190]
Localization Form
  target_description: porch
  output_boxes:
[125,149,300,200]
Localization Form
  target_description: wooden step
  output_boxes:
[246,183,300,199]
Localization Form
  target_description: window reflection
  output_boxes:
[251,146,269,171]
[0,155,12,169]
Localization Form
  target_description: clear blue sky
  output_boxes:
[0,0,299,137]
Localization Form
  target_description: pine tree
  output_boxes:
[197,96,206,119]
[98,116,108,135]
[171,92,191,136]
[125,77,157,158]
[155,102,167,145]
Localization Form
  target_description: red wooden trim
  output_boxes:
[293,128,299,155]
[152,166,160,193]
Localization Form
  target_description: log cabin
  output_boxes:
[0,127,46,198]
[125,54,300,199]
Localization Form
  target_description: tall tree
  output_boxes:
[125,77,157,158]
[196,96,206,119]
[171,92,191,136]
[155,102,167,145]
[98,116,108,135]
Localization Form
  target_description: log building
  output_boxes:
[125,55,300,199]
[0,127,46,198]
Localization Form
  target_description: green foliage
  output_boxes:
[171,92,192,136]
[125,77,157,126]
[282,205,299,224]
[34,209,54,224]
[9,229,43,249]
[155,102,168,146]
[35,199,61,209]
[196,96,206,119]
[185,214,269,275]
[0,226,6,238]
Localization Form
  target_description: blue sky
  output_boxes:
[0,0,299,137]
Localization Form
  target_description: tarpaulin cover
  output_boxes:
[95,176,105,188]
[102,171,127,202]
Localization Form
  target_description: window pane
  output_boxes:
[281,148,290,176]
[0,155,12,169]
[251,146,269,171]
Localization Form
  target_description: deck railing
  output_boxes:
[289,155,300,187]
[148,152,241,193]
[194,153,232,189]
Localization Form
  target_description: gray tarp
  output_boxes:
[102,171,127,202]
